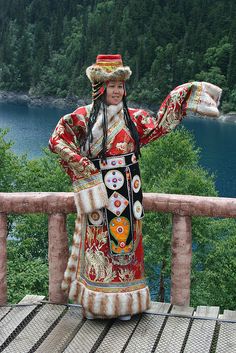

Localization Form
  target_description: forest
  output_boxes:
[1,0,236,110]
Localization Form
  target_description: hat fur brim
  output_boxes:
[86,65,132,83]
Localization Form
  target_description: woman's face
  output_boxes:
[106,80,124,105]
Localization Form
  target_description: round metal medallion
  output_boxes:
[88,210,103,225]
[104,170,124,190]
[133,200,143,219]
[132,175,141,193]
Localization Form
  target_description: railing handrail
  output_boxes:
[1,192,236,217]
[1,192,236,307]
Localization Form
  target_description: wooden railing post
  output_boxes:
[48,213,69,303]
[0,213,7,304]
[171,214,192,306]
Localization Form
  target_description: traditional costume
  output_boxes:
[49,54,221,319]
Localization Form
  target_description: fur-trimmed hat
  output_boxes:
[86,54,132,83]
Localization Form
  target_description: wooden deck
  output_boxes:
[0,296,236,353]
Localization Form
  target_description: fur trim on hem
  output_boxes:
[61,214,86,293]
[74,182,108,214]
[69,280,151,318]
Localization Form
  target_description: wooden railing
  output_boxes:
[1,192,236,306]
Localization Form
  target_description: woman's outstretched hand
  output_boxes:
[180,81,222,118]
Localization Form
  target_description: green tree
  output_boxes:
[194,37,232,104]
[0,129,22,192]
[7,248,49,303]
[221,88,236,113]
[195,66,227,90]
[191,218,236,309]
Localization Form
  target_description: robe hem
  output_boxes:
[69,279,151,318]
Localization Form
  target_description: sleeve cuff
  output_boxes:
[73,173,108,214]
[185,82,222,117]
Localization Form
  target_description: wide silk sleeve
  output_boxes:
[49,107,108,214]
[132,81,222,146]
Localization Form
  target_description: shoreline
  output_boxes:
[0,90,88,110]
[0,90,158,112]
[1,90,236,122]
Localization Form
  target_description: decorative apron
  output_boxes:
[90,153,144,256]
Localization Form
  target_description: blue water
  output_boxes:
[0,102,69,157]
[183,117,236,197]
[1,102,236,197]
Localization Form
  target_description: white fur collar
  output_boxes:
[106,102,123,118]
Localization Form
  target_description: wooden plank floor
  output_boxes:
[0,296,236,353]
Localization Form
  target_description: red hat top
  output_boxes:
[86,54,132,83]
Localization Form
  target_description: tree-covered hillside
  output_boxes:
[1,0,236,110]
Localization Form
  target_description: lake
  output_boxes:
[1,102,236,197]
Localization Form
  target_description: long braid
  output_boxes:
[80,96,102,155]
[100,100,108,161]
[81,93,108,161]
[122,96,141,159]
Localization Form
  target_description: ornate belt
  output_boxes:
[92,152,137,170]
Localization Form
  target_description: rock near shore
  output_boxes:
[0,90,89,109]
[0,90,156,114]
[219,112,236,123]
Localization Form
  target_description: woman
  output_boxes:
[49,54,221,319]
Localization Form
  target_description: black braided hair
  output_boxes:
[122,95,141,159]
[80,94,104,156]
[81,88,141,161]
[100,100,108,161]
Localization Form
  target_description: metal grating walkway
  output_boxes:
[0,295,236,353]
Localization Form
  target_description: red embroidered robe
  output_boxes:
[49,82,221,318]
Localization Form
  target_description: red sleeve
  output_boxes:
[129,83,192,146]
[49,105,99,183]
